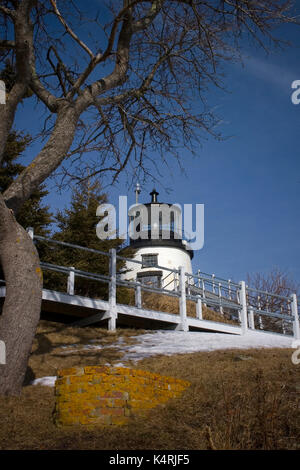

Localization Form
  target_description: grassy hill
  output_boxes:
[0,321,298,450]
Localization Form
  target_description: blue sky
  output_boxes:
[13,5,300,286]
[105,28,300,285]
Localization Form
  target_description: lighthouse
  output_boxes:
[121,187,193,290]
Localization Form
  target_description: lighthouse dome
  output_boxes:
[121,189,193,290]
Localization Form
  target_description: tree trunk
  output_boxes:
[0,194,42,395]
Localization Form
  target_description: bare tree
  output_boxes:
[0,0,298,394]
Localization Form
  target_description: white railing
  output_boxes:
[16,228,299,338]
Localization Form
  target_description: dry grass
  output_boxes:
[119,287,237,325]
[0,321,299,450]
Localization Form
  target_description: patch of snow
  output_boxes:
[111,330,294,362]
[111,362,126,368]
[31,330,294,386]
[31,376,57,387]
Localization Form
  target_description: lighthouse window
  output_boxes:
[142,254,158,268]
[137,271,162,288]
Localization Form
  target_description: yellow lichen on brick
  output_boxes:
[54,366,190,428]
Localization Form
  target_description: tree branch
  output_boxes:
[0,40,16,49]
[66,0,163,101]
[76,8,134,110]
[49,0,94,59]
[94,48,172,107]
[0,5,15,18]
[132,0,162,32]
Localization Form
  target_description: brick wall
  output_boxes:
[54,366,190,427]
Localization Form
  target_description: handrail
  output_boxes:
[249,307,293,321]
[35,235,111,258]
[187,271,240,287]
[246,285,291,302]
[186,293,241,312]
[41,262,110,282]
[23,229,299,337]
[41,260,180,298]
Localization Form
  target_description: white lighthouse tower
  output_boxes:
[121,187,193,290]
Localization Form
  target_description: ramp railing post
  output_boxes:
[238,281,248,335]
[248,307,255,330]
[196,295,203,320]
[67,267,75,295]
[108,248,117,331]
[218,282,223,315]
[202,279,207,307]
[212,274,215,294]
[197,270,201,288]
[257,295,263,330]
[228,279,232,300]
[135,281,142,308]
[173,272,178,291]
[177,266,188,331]
[291,293,300,340]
